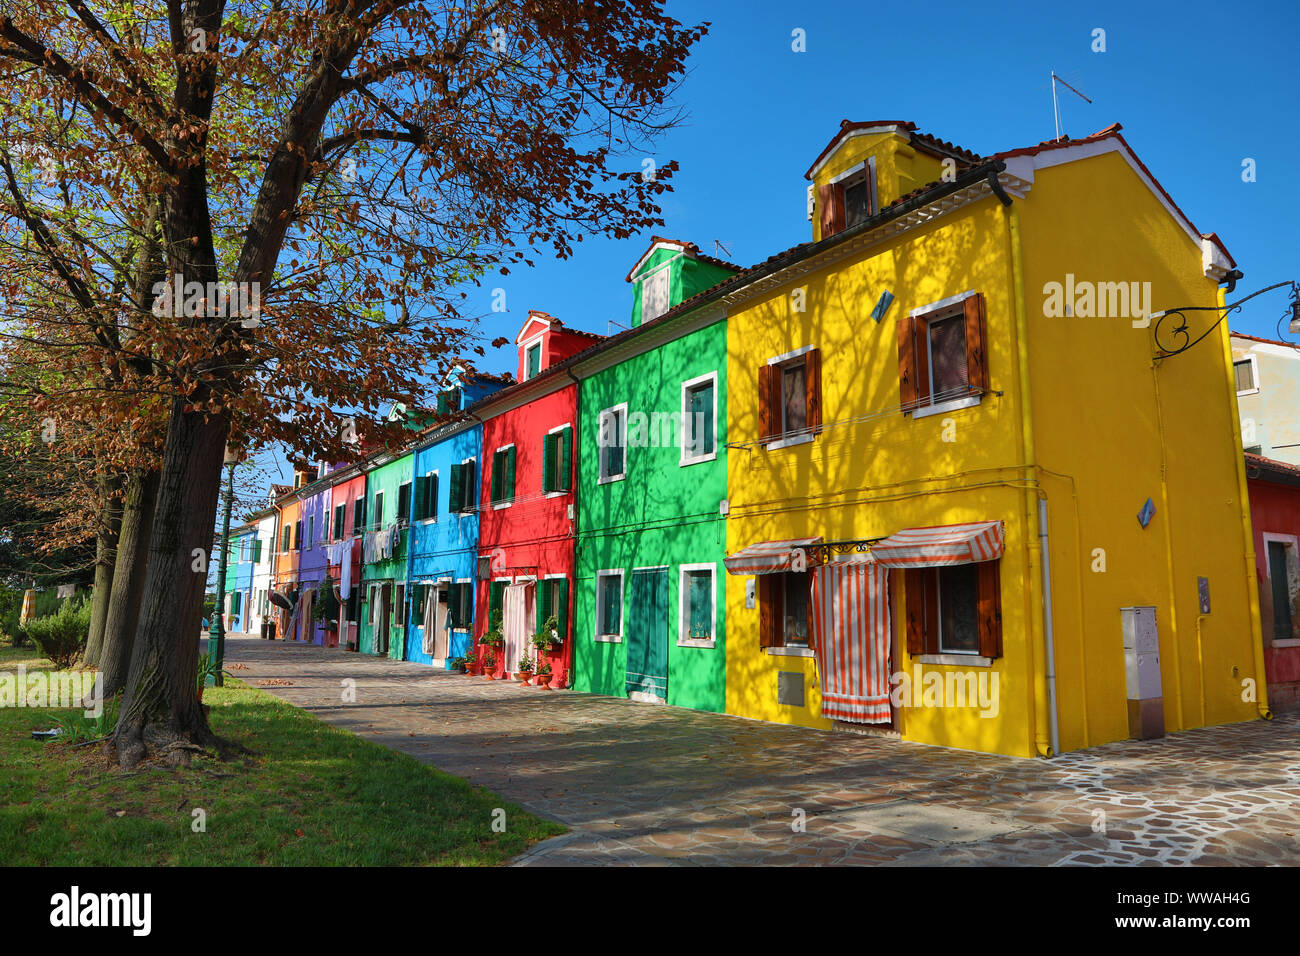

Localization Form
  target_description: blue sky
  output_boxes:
[254,0,1299,494]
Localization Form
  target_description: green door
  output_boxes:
[626,569,668,700]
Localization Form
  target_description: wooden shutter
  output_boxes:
[506,446,517,500]
[804,348,822,436]
[538,580,553,629]
[963,292,989,393]
[542,433,556,493]
[904,569,926,656]
[463,460,476,511]
[461,584,474,628]
[560,426,573,491]
[295,521,302,551]
[817,183,844,239]
[977,560,1003,658]
[430,474,439,519]
[488,580,505,626]
[354,497,365,532]
[758,364,776,442]
[898,315,919,412]
[556,578,568,640]
[253,539,262,563]
[489,452,502,503]
[758,575,783,648]
[449,463,464,512]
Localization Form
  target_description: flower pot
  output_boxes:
[518,672,533,685]
[537,677,553,690]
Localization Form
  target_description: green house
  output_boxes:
[573,238,737,710]
[358,450,413,658]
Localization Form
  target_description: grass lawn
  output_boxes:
[0,644,564,865]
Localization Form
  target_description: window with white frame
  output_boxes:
[641,267,670,322]
[681,373,717,464]
[678,564,715,645]
[1235,356,1259,395]
[595,570,623,641]
[598,404,627,482]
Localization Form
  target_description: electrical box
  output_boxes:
[1120,606,1164,739]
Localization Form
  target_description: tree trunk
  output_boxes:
[98,467,160,698]
[84,476,123,667]
[113,401,229,769]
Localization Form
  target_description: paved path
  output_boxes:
[223,636,1300,866]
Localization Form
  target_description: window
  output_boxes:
[596,571,623,641]
[280,526,290,553]
[759,571,810,649]
[525,343,542,380]
[397,481,412,526]
[394,584,406,629]
[353,497,365,535]
[641,267,670,322]
[487,580,506,634]
[758,347,822,446]
[899,292,988,416]
[1235,356,1259,395]
[679,564,715,645]
[414,472,439,521]
[598,404,627,482]
[542,426,573,493]
[449,459,477,513]
[436,387,462,415]
[307,515,315,549]
[294,520,303,551]
[681,374,717,464]
[817,160,875,239]
[252,538,262,563]
[373,491,384,529]
[904,561,1002,659]
[333,503,345,540]
[536,577,569,641]
[446,582,474,629]
[230,590,242,615]
[490,446,516,505]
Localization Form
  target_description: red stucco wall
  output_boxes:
[1248,476,1300,711]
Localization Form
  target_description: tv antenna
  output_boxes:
[1050,71,1092,142]
[712,239,733,260]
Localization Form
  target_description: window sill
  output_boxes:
[915,653,994,667]
[677,637,716,649]
[597,473,626,485]
[765,646,814,658]
[492,501,512,511]
[909,395,980,420]
[763,433,816,452]
[418,517,437,526]
[544,490,569,499]
[680,451,718,467]
[595,633,623,644]
[1269,638,1300,649]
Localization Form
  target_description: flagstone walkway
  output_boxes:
[223,636,1300,866]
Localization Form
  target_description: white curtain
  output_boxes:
[503,583,531,673]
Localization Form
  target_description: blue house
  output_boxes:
[224,523,259,633]
[404,371,511,666]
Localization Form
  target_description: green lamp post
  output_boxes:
[207,445,242,687]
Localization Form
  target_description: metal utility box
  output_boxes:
[1120,606,1164,739]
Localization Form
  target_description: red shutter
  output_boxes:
[758,576,781,647]
[758,364,776,442]
[804,348,822,436]
[817,184,838,239]
[904,569,925,656]
[977,560,1002,658]
[964,292,989,393]
[898,316,918,412]
[914,316,932,405]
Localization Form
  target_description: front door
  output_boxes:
[626,569,668,701]
[432,587,450,661]
[502,583,532,673]
[377,584,391,654]
[1269,541,1294,641]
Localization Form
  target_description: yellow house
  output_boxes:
[705,119,1266,757]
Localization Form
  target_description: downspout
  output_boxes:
[565,367,583,690]
[1218,285,1273,720]
[1006,202,1057,757]
[1038,498,1060,757]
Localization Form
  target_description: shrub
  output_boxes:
[21,598,91,668]
[1,587,63,647]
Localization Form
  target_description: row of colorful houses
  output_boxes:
[218,118,1292,758]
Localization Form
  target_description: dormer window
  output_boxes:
[842,172,873,229]
[525,343,541,380]
[818,158,876,239]
[641,267,670,322]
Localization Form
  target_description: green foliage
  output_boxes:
[0,588,63,646]
[531,615,559,652]
[50,695,121,745]
[19,597,90,667]
[197,650,222,692]
[480,610,504,648]
[517,655,534,673]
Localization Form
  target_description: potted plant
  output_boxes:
[461,650,478,675]
[482,651,496,680]
[480,611,505,650]
[517,654,534,685]
[530,615,560,653]
[536,660,553,689]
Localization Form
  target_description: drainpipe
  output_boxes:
[1038,498,1060,756]
[1006,204,1056,757]
[1217,284,1273,720]
[565,367,582,690]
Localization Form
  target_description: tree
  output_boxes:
[0,1,705,767]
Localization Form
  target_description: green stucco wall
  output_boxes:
[630,250,736,327]
[358,452,412,658]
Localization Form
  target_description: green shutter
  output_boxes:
[415,476,428,520]
[489,452,501,503]
[449,463,464,513]
[430,474,439,519]
[253,539,262,563]
[556,577,568,640]
[489,581,505,625]
[506,446,516,500]
[460,584,473,629]
[542,434,556,493]
[560,426,572,491]
[461,461,475,511]
[538,580,553,629]
[692,382,715,455]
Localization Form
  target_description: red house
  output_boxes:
[475,311,601,685]
[1245,453,1300,712]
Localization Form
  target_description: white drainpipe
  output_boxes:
[1039,497,1060,756]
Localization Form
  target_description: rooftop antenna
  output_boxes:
[1051,71,1092,142]
[712,239,733,259]
[607,318,630,334]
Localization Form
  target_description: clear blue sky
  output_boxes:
[471,0,1300,370]
[255,0,1298,495]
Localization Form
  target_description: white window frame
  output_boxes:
[594,569,624,643]
[451,576,473,631]
[397,479,412,527]
[372,490,385,531]
[640,265,671,323]
[545,422,573,498]
[934,564,982,656]
[829,156,878,229]
[419,469,439,524]
[1234,354,1260,396]
[680,372,719,466]
[597,403,628,484]
[765,345,817,450]
[677,562,717,648]
[456,457,477,515]
[491,443,515,510]
[908,290,983,420]
[307,515,315,550]
[522,336,544,380]
[1262,532,1300,647]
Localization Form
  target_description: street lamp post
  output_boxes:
[207,447,241,687]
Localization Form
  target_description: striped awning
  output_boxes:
[724,537,823,575]
[869,521,1004,568]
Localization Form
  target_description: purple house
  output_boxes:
[293,462,337,645]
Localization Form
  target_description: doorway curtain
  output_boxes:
[811,559,892,723]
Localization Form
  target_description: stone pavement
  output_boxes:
[223,636,1300,866]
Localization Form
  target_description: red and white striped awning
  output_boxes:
[724,537,823,575]
[869,521,1004,568]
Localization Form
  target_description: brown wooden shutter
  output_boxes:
[804,348,822,436]
[817,184,840,239]
[977,560,1003,658]
[904,569,925,656]
[758,364,776,442]
[898,316,918,411]
[964,292,989,393]
[758,576,780,647]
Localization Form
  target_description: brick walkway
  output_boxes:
[224,635,1300,866]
